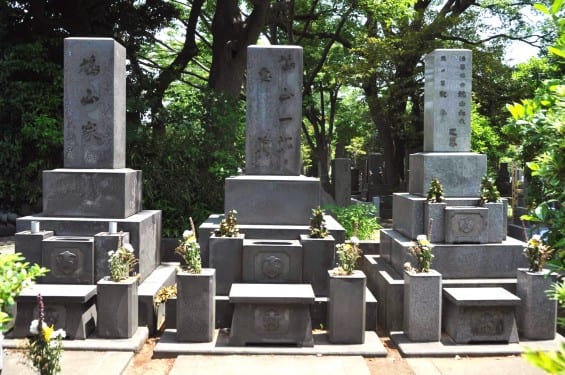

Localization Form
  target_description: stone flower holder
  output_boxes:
[176,268,216,342]
[516,268,557,340]
[484,201,505,243]
[97,276,139,338]
[209,233,244,295]
[424,202,447,243]
[403,269,442,342]
[300,234,335,296]
[327,270,366,344]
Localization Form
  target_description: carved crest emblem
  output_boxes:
[56,250,79,275]
[262,255,283,279]
[261,308,281,332]
[457,217,475,233]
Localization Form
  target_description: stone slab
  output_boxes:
[138,264,178,335]
[16,210,162,283]
[42,169,142,218]
[408,152,486,197]
[443,287,521,306]
[64,37,126,169]
[11,284,97,340]
[154,329,386,357]
[225,175,320,225]
[169,355,371,375]
[392,193,425,239]
[198,214,345,267]
[245,45,303,175]
[424,49,472,152]
[392,331,564,357]
[444,206,488,244]
[242,239,303,283]
[229,283,315,304]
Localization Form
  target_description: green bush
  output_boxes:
[327,203,381,240]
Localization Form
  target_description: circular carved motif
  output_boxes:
[56,250,79,275]
[457,217,475,233]
[262,255,283,279]
[261,308,281,332]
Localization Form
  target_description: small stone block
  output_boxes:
[176,269,216,342]
[242,239,303,283]
[332,158,352,206]
[209,234,244,295]
[328,270,366,344]
[443,287,520,344]
[425,202,446,243]
[404,270,442,342]
[392,193,425,240]
[12,284,97,340]
[300,234,335,296]
[445,206,488,244]
[15,230,54,267]
[42,236,95,284]
[516,269,557,340]
[97,277,138,338]
[94,231,129,283]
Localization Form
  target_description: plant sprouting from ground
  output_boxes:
[308,206,329,238]
[107,235,138,282]
[480,175,501,204]
[333,237,362,275]
[215,209,239,237]
[176,217,202,273]
[426,178,445,203]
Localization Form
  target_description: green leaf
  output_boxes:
[534,3,551,15]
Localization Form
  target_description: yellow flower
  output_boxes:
[42,324,54,342]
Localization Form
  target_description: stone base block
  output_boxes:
[408,153,486,197]
[16,210,162,283]
[328,270,366,344]
[42,168,141,218]
[393,193,425,239]
[97,277,138,338]
[516,269,557,340]
[11,284,97,340]
[404,270,442,342]
[443,287,520,344]
[176,269,216,342]
[209,234,245,295]
[300,234,335,296]
[198,214,344,267]
[15,230,54,267]
[383,230,528,278]
[42,236,95,284]
[242,239,303,283]
[225,175,320,225]
[228,284,315,347]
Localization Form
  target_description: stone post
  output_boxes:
[332,158,351,206]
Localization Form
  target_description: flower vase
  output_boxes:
[97,276,139,338]
[300,234,335,296]
[327,270,366,344]
[403,269,442,342]
[209,233,244,295]
[176,268,216,342]
[516,268,557,340]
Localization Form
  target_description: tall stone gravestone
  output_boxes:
[225,46,320,225]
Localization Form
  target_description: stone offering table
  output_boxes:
[228,283,315,347]
[443,287,520,344]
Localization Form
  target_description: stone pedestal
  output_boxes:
[96,276,138,338]
[42,236,95,284]
[242,239,303,283]
[176,269,216,342]
[403,270,442,342]
[209,233,245,295]
[328,270,366,344]
[300,234,335,296]
[516,268,557,340]
[332,158,352,206]
[485,201,506,243]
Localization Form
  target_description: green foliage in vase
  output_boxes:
[334,237,362,275]
[480,175,501,204]
[308,206,329,238]
[426,178,445,203]
[405,235,434,273]
[175,218,202,274]
[215,209,239,237]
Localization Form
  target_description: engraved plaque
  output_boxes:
[42,236,94,284]
[445,207,488,243]
[471,310,504,336]
[254,306,290,334]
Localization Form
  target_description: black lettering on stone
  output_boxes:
[80,88,99,105]
[449,128,458,147]
[79,55,100,76]
[259,67,272,82]
[279,53,296,71]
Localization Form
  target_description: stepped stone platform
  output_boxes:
[153,329,386,357]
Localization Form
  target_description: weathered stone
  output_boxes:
[403,270,441,342]
[209,233,245,295]
[516,268,557,340]
[224,175,320,225]
[137,264,177,335]
[245,46,303,175]
[300,234,335,296]
[176,269,216,342]
[332,158,352,206]
[15,230,54,267]
[228,283,314,346]
[485,201,506,243]
[424,49,472,152]
[42,169,142,219]
[11,284,97,340]
[242,239,303,283]
[408,152,487,197]
[444,206,488,244]
[328,270,366,344]
[392,193,425,240]
[443,287,520,344]
[424,202,447,243]
[42,236,95,284]
[97,276,138,338]
[94,231,129,283]
[64,38,126,169]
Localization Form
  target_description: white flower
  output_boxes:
[350,236,360,246]
[123,243,134,253]
[183,230,193,240]
[52,328,66,339]
[107,250,114,256]
[29,319,39,335]
[416,234,428,242]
